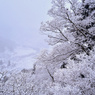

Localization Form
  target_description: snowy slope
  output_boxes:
[0,45,37,71]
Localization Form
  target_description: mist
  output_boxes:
[0,0,51,51]
[0,0,51,69]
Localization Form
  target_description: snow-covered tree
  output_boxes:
[1,0,95,95]
[37,0,95,94]
[41,0,95,59]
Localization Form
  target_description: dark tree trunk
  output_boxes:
[82,0,85,3]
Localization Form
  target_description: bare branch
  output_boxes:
[46,66,55,82]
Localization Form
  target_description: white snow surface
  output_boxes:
[0,45,37,71]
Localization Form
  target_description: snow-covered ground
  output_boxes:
[0,45,37,71]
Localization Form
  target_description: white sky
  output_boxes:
[0,0,51,51]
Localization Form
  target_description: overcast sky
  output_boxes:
[0,0,51,52]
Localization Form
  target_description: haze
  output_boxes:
[0,0,51,52]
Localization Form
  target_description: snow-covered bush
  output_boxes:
[1,49,95,95]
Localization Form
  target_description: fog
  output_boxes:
[0,0,51,51]
[0,0,51,69]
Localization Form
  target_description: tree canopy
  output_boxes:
[1,0,95,95]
